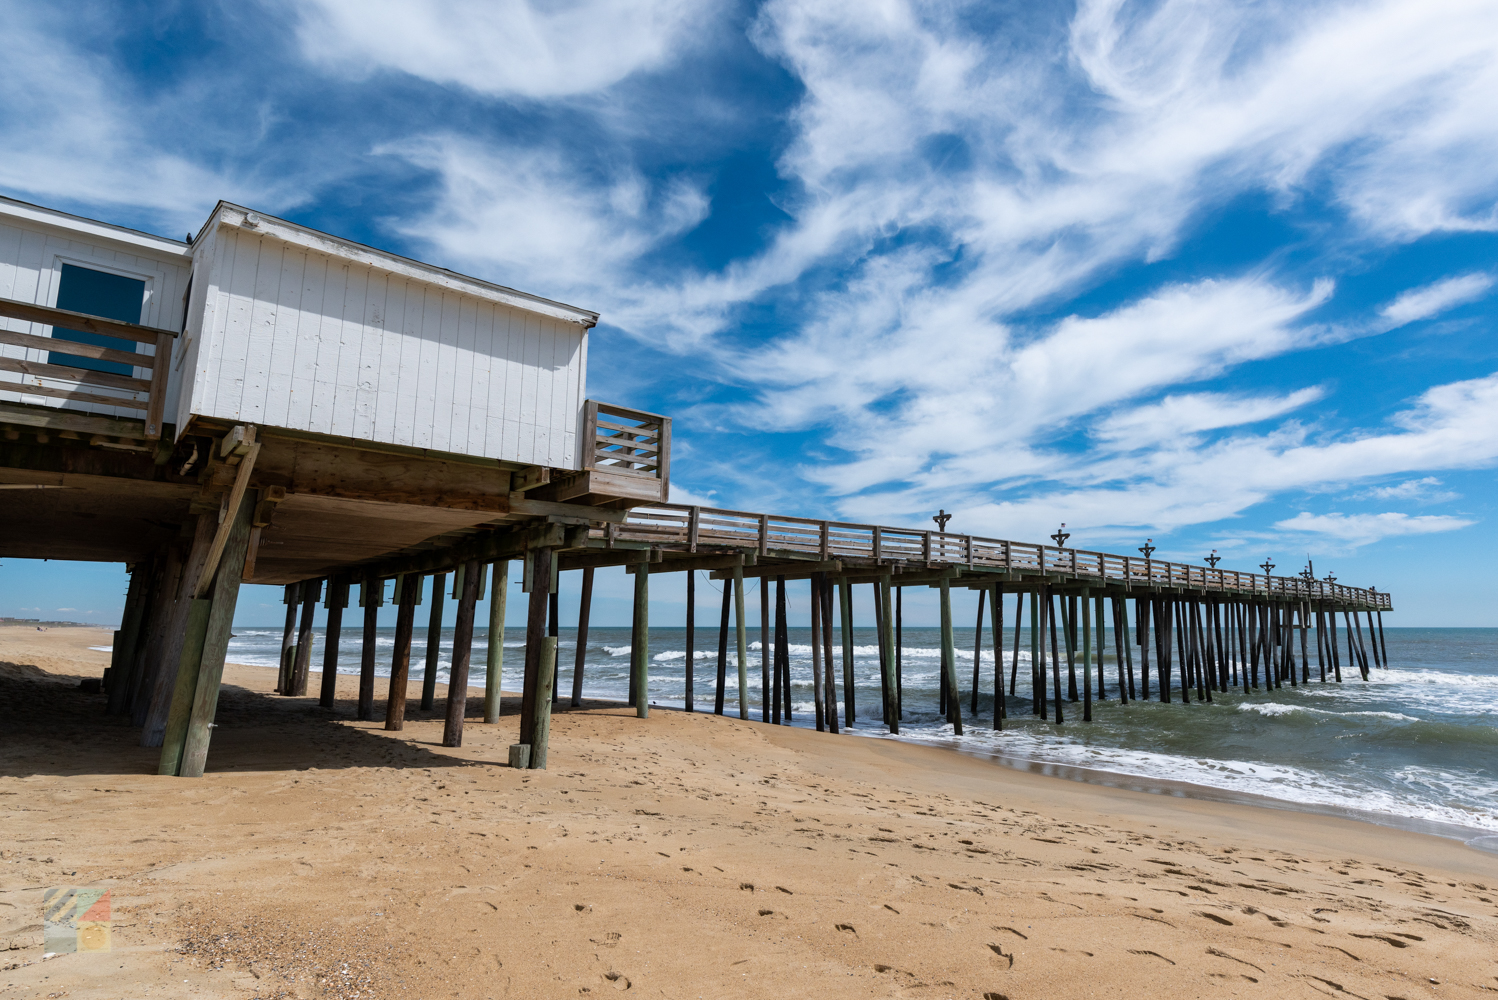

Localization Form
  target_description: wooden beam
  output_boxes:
[348,520,578,584]
[0,380,150,411]
[195,432,260,598]
[628,552,749,575]
[0,327,154,369]
[556,548,651,572]
[710,559,841,581]
[0,400,150,438]
[0,294,179,344]
[0,355,152,393]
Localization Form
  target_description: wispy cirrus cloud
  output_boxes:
[1274,511,1475,546]
[1378,272,1494,329]
[292,0,714,98]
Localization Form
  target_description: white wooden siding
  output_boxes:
[0,207,191,423]
[188,224,587,468]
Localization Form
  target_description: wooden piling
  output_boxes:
[176,489,256,778]
[1081,587,1092,722]
[277,583,298,695]
[1009,589,1023,697]
[715,576,731,716]
[419,572,446,711]
[1154,599,1171,703]
[895,586,904,719]
[106,558,153,717]
[631,557,650,717]
[319,578,347,709]
[520,547,553,743]
[1351,610,1370,681]
[772,576,787,724]
[549,587,561,705]
[1132,598,1144,700]
[991,583,1005,728]
[872,580,888,723]
[1048,590,1064,723]
[530,637,557,769]
[1174,601,1191,704]
[838,577,855,725]
[141,515,218,747]
[761,577,771,723]
[1095,594,1106,700]
[938,576,963,735]
[1366,610,1382,670]
[442,558,481,747]
[820,573,839,733]
[1285,604,1299,687]
[735,562,749,719]
[1376,609,1388,667]
[358,581,380,721]
[383,574,419,731]
[1299,602,1312,683]
[1066,594,1079,702]
[1314,605,1327,683]
[157,598,212,775]
[1238,601,1250,691]
[810,576,825,732]
[487,560,509,721]
[1196,602,1211,702]
[880,576,897,735]
[566,562,590,709]
[970,587,986,715]
[1336,604,1348,682]
[684,569,695,712]
[130,548,182,726]
[1031,590,1042,715]
[291,579,321,697]
[1112,597,1129,701]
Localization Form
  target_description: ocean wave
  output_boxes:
[888,725,1498,833]
[1237,703,1419,722]
[652,650,717,662]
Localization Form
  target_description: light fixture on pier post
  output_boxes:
[932,510,952,532]
[1260,558,1275,575]
[1205,550,1220,568]
[1050,523,1070,548]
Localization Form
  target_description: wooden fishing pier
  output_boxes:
[0,195,1392,776]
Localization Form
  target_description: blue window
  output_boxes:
[47,264,145,376]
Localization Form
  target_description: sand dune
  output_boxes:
[2,626,1495,998]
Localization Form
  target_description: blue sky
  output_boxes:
[2,0,1496,628]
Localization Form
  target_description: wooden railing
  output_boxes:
[593,503,1392,609]
[0,295,177,439]
[582,400,670,489]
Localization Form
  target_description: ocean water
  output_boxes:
[228,624,1498,844]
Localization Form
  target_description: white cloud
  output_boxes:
[0,7,292,231]
[381,136,708,300]
[1095,388,1326,449]
[1274,511,1474,545]
[294,0,713,97]
[1378,272,1494,328]
[1352,476,1459,503]
[665,483,720,507]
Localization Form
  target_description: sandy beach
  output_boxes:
[2,625,1495,999]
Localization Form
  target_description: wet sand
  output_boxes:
[2,625,1495,998]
